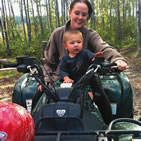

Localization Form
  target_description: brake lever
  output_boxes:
[111,66,118,69]
[111,65,121,73]
[86,65,100,75]
[27,65,36,75]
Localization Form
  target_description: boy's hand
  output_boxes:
[92,52,103,61]
[38,85,43,92]
[64,77,74,83]
[95,52,103,57]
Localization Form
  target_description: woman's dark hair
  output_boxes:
[70,0,93,18]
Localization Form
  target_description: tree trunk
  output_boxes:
[7,0,16,40]
[8,0,15,18]
[109,0,112,31]
[3,0,11,40]
[0,18,5,46]
[90,0,96,29]
[31,0,38,36]
[101,0,104,29]
[45,0,49,28]
[48,0,52,29]
[20,0,27,41]
[55,0,60,27]
[61,0,66,25]
[35,0,44,40]
[136,0,141,56]
[26,0,31,43]
[1,0,11,56]
[132,0,135,17]
[65,0,69,21]
[122,0,125,38]
[23,0,31,46]
[116,0,122,42]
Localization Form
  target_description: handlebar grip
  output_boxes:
[3,63,17,68]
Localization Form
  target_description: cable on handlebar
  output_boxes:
[16,56,59,102]
[32,71,59,102]
[36,58,57,96]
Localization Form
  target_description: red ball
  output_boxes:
[0,103,35,141]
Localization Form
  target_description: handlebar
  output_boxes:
[15,56,120,103]
[27,65,59,102]
[16,56,59,102]
[88,56,119,75]
[36,118,141,141]
[69,58,119,103]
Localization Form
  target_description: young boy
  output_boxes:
[59,29,113,124]
[59,29,95,86]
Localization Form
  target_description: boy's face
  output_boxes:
[64,33,83,57]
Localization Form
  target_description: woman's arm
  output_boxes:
[43,27,66,83]
[83,29,128,70]
[43,30,60,83]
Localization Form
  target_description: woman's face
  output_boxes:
[69,2,89,29]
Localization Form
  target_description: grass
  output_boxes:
[0,70,22,79]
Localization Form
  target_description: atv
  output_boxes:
[11,55,139,141]
[12,55,133,119]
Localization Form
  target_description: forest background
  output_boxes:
[0,0,141,60]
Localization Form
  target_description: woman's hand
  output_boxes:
[114,60,129,71]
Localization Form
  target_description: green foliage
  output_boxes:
[121,38,137,49]
[0,0,138,58]
[0,47,7,58]
[0,70,22,79]
[0,24,51,59]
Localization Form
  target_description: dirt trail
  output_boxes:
[0,47,141,119]
[0,73,20,103]
[120,48,141,120]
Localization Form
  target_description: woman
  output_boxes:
[33,0,128,124]
[43,0,128,84]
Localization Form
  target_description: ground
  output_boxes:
[0,47,141,119]
[0,73,21,103]
[119,47,141,120]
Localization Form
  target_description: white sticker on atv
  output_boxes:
[56,109,66,117]
[60,83,72,88]
[111,103,117,115]
[26,99,32,113]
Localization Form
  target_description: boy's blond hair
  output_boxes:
[63,29,83,43]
